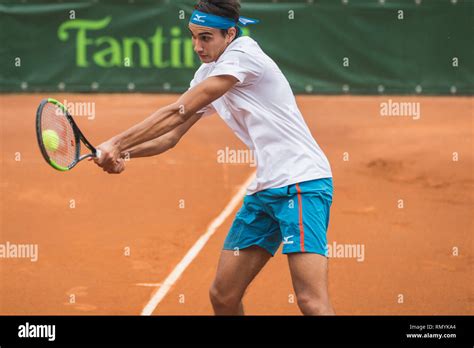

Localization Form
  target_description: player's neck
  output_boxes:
[214,36,240,63]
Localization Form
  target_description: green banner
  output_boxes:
[1,0,472,94]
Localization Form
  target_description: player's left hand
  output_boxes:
[102,158,125,174]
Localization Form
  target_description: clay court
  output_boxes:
[0,94,472,315]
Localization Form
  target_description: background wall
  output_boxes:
[1,0,473,94]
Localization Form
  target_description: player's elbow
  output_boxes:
[167,134,181,149]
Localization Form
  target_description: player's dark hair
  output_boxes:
[195,0,241,39]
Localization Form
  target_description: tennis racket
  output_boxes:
[36,98,101,171]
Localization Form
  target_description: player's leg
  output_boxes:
[209,246,271,315]
[266,178,334,315]
[287,252,334,315]
[210,194,281,315]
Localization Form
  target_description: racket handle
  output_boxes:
[95,149,102,159]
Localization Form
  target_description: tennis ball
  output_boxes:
[42,129,60,151]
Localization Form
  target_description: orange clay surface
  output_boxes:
[0,94,472,315]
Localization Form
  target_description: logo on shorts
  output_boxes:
[283,235,294,245]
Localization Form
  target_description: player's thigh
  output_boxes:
[223,193,282,257]
[212,245,272,298]
[265,178,333,255]
[287,252,330,300]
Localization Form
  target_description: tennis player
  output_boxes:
[94,0,334,315]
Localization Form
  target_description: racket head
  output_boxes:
[36,98,81,171]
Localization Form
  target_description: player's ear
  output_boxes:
[225,27,237,44]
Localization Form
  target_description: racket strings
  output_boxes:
[40,103,77,168]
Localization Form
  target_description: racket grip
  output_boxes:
[95,149,102,159]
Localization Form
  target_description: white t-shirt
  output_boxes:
[189,36,332,195]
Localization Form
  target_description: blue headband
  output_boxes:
[189,10,259,36]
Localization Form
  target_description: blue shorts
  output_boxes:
[224,178,333,256]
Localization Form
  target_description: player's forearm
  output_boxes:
[111,103,186,153]
[121,135,177,158]
[119,112,202,159]
[97,76,236,166]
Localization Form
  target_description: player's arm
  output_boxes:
[95,75,237,169]
[121,112,202,158]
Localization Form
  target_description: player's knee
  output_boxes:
[209,283,240,309]
[296,293,332,315]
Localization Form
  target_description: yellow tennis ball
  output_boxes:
[42,129,60,151]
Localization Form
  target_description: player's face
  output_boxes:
[188,23,236,63]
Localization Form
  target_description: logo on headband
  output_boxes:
[239,17,256,26]
[193,14,206,23]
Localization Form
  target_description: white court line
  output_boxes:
[141,171,256,316]
[135,283,162,287]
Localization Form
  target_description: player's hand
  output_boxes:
[94,139,121,171]
[102,158,125,174]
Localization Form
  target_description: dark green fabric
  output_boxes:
[1,0,472,94]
